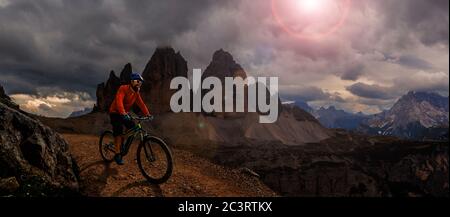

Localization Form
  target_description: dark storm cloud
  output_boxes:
[122,0,230,42]
[341,63,365,81]
[281,86,342,102]
[0,27,37,62]
[0,0,448,117]
[376,0,449,46]
[397,55,433,70]
[346,82,395,100]
[385,54,433,70]
[0,0,226,98]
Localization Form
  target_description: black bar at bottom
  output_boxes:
[1,197,447,216]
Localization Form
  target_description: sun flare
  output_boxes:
[272,0,352,39]
[297,0,324,13]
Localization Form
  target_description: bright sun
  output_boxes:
[297,0,324,13]
[272,0,352,39]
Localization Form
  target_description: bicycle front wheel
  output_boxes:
[137,136,173,184]
[99,130,115,162]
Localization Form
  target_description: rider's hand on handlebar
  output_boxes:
[122,114,132,121]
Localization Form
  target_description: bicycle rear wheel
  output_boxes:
[137,136,173,184]
[99,130,116,162]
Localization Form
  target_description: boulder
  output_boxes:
[0,101,79,196]
[0,177,20,194]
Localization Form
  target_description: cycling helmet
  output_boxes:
[130,73,144,82]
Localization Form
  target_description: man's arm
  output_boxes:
[136,94,150,116]
[115,86,127,115]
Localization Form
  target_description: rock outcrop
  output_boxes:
[202,49,247,81]
[140,47,188,114]
[94,47,188,114]
[94,63,133,112]
[94,71,120,112]
[0,84,19,109]
[200,49,248,118]
[119,63,133,84]
[0,85,9,100]
[200,49,283,119]
[0,98,79,196]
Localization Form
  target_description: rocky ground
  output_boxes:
[211,130,449,197]
[62,134,277,197]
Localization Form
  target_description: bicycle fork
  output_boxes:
[143,140,156,162]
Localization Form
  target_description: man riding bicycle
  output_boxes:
[109,72,152,165]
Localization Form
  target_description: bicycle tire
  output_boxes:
[99,130,115,162]
[136,136,173,184]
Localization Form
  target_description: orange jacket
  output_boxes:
[109,85,150,116]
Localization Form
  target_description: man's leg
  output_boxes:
[113,134,125,165]
[114,136,123,154]
[110,113,125,165]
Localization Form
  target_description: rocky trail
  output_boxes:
[62,134,277,197]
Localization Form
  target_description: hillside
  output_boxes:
[62,134,277,197]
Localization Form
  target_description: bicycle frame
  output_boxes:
[120,121,147,156]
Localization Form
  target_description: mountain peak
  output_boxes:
[152,46,177,58]
[203,49,246,80]
[400,91,449,111]
[361,90,449,140]
[318,106,338,112]
[328,106,337,111]
[142,46,188,80]
[108,70,118,80]
[0,83,19,109]
[405,90,443,99]
[212,49,234,62]
[0,84,10,101]
[119,63,133,84]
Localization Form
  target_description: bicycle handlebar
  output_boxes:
[129,115,153,121]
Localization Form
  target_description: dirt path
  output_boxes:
[62,134,277,197]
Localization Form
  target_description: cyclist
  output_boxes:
[109,72,151,165]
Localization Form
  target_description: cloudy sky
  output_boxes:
[0,0,448,117]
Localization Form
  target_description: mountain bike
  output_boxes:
[99,115,173,184]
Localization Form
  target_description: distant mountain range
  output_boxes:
[282,99,372,130]
[288,91,449,141]
[68,107,92,118]
[358,91,449,141]
[314,106,371,130]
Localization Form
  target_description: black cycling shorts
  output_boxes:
[110,113,136,136]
